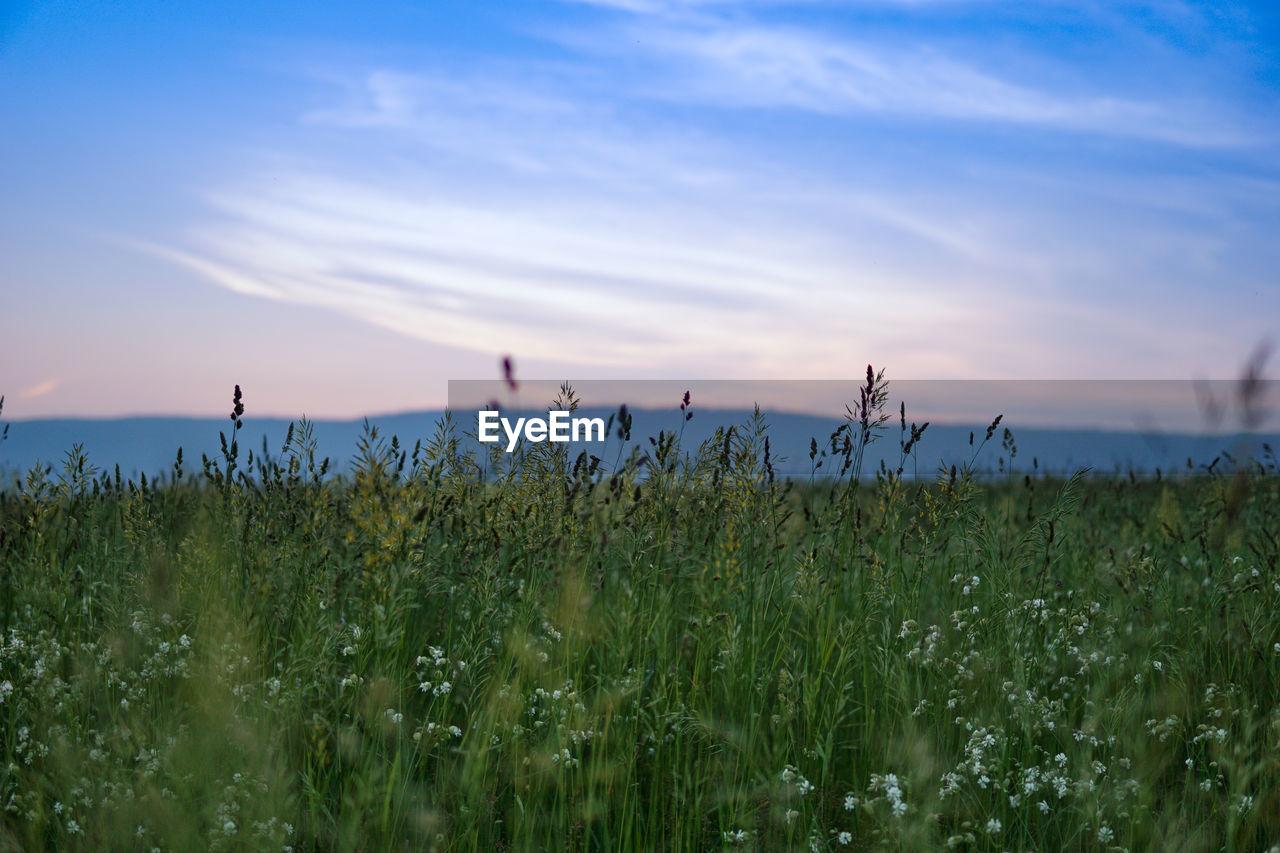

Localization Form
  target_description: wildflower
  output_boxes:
[870,772,909,816]
[778,765,813,797]
[1097,824,1114,843]
[837,831,852,845]
[844,795,857,810]
[0,681,12,701]
[67,820,80,834]
[986,818,1002,835]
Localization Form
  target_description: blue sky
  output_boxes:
[2,0,1278,417]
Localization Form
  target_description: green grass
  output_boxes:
[2,397,1279,851]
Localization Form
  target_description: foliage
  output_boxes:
[2,384,1279,851]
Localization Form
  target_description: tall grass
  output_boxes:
[1,384,1279,851]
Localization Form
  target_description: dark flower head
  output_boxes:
[501,356,517,392]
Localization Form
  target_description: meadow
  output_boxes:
[1,379,1279,852]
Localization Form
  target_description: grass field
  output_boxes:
[2,384,1279,851]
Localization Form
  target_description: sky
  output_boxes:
[2,0,1278,419]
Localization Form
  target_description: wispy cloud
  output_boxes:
[158,172,994,376]
[557,19,1263,147]
[150,65,1014,374]
[153,2,1278,382]
[18,378,59,399]
[303,68,747,191]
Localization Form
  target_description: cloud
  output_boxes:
[150,66,1009,375]
[537,0,1273,148]
[149,6,1277,382]
[572,21,1262,147]
[157,172,992,376]
[18,378,59,399]
[302,68,748,192]
[158,140,1263,381]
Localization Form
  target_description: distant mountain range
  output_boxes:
[2,408,1276,482]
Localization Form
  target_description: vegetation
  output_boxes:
[1,379,1279,851]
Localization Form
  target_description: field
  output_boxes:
[2,387,1279,852]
